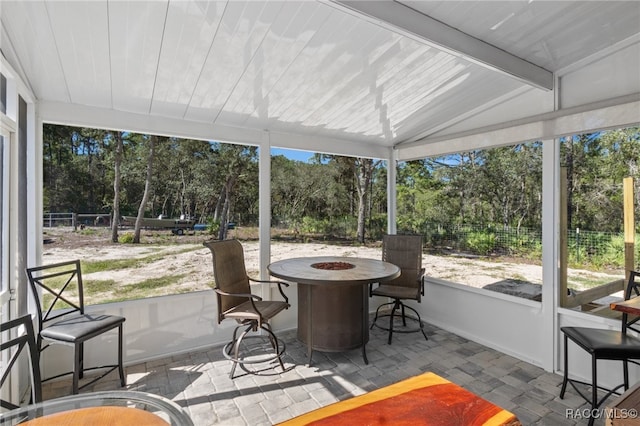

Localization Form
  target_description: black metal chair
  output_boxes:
[204,239,290,379]
[370,234,428,344]
[1,315,42,410]
[26,260,126,394]
[560,270,640,426]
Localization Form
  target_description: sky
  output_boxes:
[271,148,314,163]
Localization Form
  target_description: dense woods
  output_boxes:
[43,124,639,250]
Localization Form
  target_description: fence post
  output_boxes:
[576,227,580,263]
[72,213,77,231]
[624,177,635,284]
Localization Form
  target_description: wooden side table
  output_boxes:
[606,381,640,426]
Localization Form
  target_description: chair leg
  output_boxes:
[118,324,126,387]
[405,304,429,341]
[560,334,569,398]
[589,354,597,426]
[370,302,389,330]
[262,324,285,372]
[388,305,394,344]
[79,342,84,380]
[623,359,629,391]
[229,324,252,379]
[401,303,407,326]
[73,344,81,394]
[388,300,400,344]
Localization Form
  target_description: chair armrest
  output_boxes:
[419,268,426,296]
[213,288,262,301]
[214,287,266,317]
[249,278,290,305]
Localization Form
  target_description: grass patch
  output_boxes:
[484,265,507,272]
[84,279,117,293]
[81,246,201,273]
[102,274,188,302]
[569,275,619,290]
[117,275,186,294]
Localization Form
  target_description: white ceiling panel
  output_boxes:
[217,1,332,126]
[428,87,555,140]
[184,1,285,122]
[1,0,638,156]
[108,0,168,114]
[0,1,69,101]
[150,1,226,118]
[45,1,111,108]
[393,64,524,142]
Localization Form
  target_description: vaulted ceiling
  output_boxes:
[1,1,639,158]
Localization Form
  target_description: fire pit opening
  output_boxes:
[311,261,355,270]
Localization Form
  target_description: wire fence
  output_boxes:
[408,223,637,268]
[43,213,112,228]
[45,213,639,268]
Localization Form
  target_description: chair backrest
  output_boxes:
[1,315,42,410]
[26,260,85,333]
[625,270,640,300]
[203,240,251,322]
[382,234,424,294]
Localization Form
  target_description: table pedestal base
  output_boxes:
[297,283,369,365]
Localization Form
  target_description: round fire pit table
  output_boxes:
[268,256,400,365]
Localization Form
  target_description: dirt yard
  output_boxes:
[41,227,623,302]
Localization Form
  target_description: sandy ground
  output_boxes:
[41,227,622,301]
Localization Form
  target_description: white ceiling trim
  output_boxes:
[397,85,535,145]
[556,33,640,77]
[331,0,553,91]
[37,101,390,159]
[0,31,36,103]
[38,101,266,146]
[397,94,640,160]
[269,130,390,160]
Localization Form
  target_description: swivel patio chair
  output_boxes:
[370,234,428,344]
[26,260,126,394]
[560,270,640,426]
[1,315,42,410]
[204,239,290,379]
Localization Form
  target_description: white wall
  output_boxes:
[39,274,640,400]
[41,280,546,378]
[40,287,298,380]
[419,278,546,367]
[41,291,222,379]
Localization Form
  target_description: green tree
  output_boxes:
[133,135,156,243]
[111,131,124,243]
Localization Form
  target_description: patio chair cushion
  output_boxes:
[222,300,289,322]
[41,313,125,343]
[561,326,640,360]
[371,284,420,300]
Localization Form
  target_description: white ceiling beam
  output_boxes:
[38,101,265,147]
[331,0,554,91]
[37,101,391,159]
[397,94,640,160]
[269,131,390,160]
